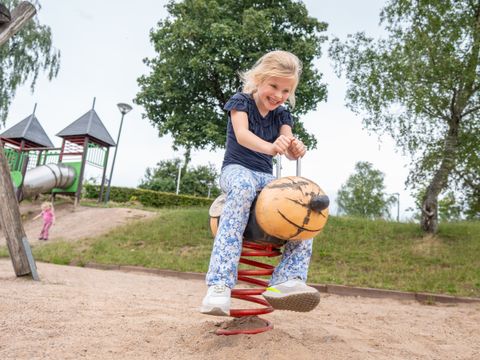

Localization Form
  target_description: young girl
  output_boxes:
[200,50,319,316]
[33,201,55,241]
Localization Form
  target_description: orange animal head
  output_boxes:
[255,176,329,241]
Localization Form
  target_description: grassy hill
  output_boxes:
[1,207,478,297]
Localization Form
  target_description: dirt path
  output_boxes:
[0,202,156,246]
[0,260,478,359]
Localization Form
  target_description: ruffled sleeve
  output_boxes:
[278,107,294,128]
[224,93,250,113]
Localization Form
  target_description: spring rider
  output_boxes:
[208,159,330,335]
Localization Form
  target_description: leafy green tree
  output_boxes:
[329,0,480,233]
[0,0,60,126]
[336,161,395,219]
[139,158,221,198]
[438,191,462,222]
[135,0,328,156]
[181,163,221,198]
[462,186,480,220]
[140,158,180,193]
[453,132,480,220]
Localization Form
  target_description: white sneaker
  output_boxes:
[200,284,231,316]
[262,279,320,312]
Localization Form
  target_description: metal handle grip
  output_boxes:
[275,155,301,178]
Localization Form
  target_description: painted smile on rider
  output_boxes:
[253,76,296,117]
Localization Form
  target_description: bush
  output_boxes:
[84,184,214,208]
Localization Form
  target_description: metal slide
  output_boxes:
[20,163,76,199]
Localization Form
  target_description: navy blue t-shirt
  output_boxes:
[222,92,294,174]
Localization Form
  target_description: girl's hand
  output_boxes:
[272,135,292,155]
[287,138,306,159]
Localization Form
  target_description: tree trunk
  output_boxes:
[421,191,438,233]
[421,119,460,233]
[421,0,480,232]
[183,147,191,173]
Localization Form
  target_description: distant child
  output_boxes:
[200,50,319,316]
[33,201,55,241]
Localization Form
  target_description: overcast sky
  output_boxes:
[4,0,415,219]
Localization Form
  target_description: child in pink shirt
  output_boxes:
[33,201,55,241]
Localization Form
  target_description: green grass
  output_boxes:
[30,207,214,272]
[311,217,480,297]
[1,207,479,297]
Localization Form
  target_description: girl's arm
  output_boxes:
[231,110,291,155]
[279,124,307,160]
[33,212,41,220]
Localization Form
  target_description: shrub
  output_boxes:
[84,184,213,208]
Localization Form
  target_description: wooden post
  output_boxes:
[15,153,29,201]
[0,1,38,279]
[98,146,110,202]
[0,146,37,278]
[74,137,89,207]
[0,2,36,46]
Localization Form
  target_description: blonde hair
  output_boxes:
[41,201,54,211]
[240,50,302,108]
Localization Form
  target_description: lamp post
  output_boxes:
[105,103,132,203]
[176,162,182,195]
[391,192,400,222]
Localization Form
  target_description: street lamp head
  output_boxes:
[117,103,132,115]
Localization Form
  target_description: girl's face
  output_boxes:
[254,76,296,116]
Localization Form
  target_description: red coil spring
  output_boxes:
[215,241,282,336]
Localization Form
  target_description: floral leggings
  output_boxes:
[206,164,313,289]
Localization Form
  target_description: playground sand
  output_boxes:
[0,259,479,359]
[0,202,155,246]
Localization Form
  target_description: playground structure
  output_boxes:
[0,2,119,281]
[209,159,330,335]
[0,101,116,204]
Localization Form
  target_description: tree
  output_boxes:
[135,0,328,156]
[336,161,395,219]
[0,0,60,126]
[438,191,462,222]
[462,185,480,220]
[460,176,480,220]
[329,0,480,233]
[181,163,221,198]
[140,158,181,193]
[139,158,221,198]
[453,129,480,219]
[408,188,465,222]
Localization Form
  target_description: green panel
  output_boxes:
[10,171,23,188]
[41,150,61,165]
[86,143,107,168]
[52,162,82,193]
[4,148,25,171]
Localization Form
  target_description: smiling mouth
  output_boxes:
[267,97,280,106]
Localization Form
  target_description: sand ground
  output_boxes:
[0,204,479,359]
